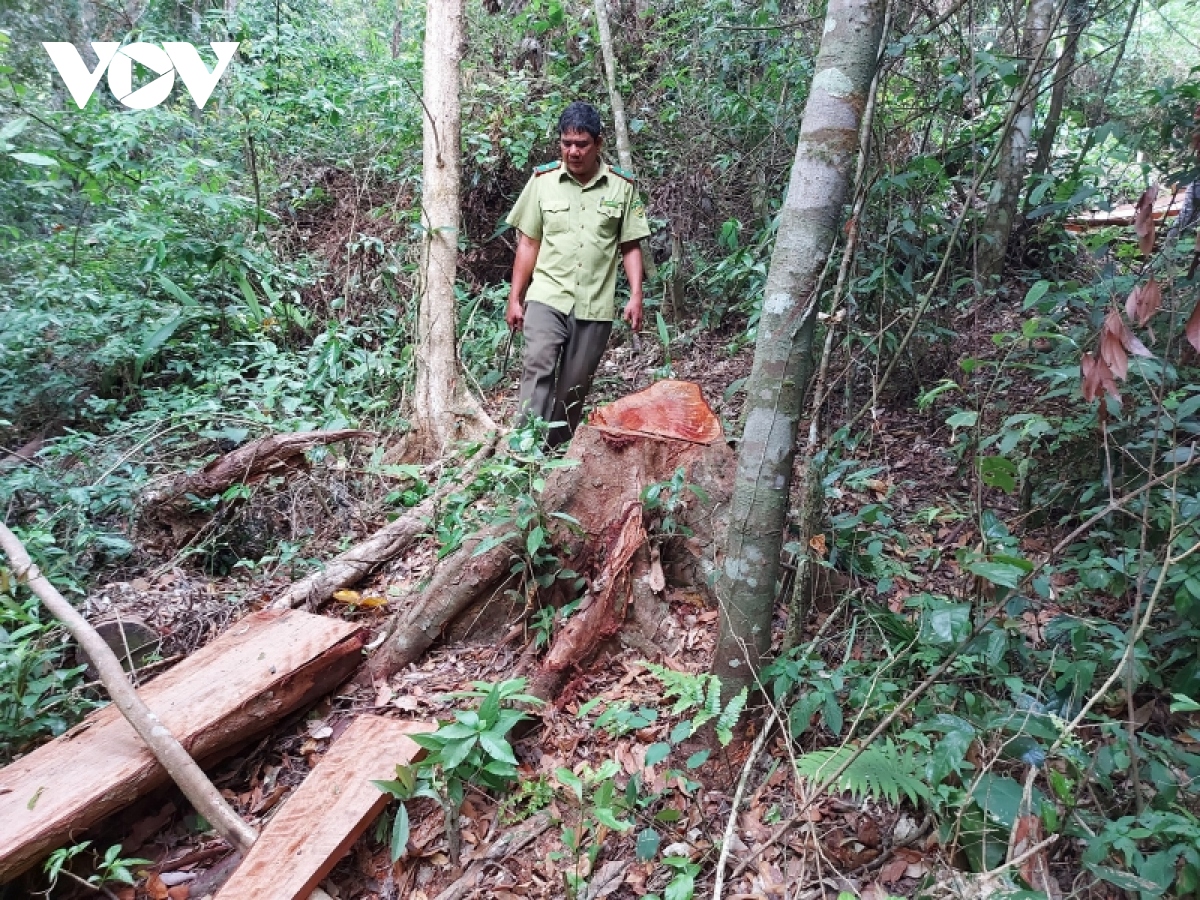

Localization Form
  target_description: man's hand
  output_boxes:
[506,297,525,331]
[622,294,644,332]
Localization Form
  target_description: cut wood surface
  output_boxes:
[0,610,365,882]
[1066,191,1185,231]
[214,716,432,900]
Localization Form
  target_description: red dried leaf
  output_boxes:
[1135,185,1159,256]
[1100,313,1130,379]
[1081,351,1120,403]
[1126,278,1162,326]
[1187,301,1200,354]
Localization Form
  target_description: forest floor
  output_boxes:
[13,283,1125,900]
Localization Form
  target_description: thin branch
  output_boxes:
[0,522,258,853]
[711,710,777,900]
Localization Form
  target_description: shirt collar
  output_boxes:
[561,160,609,190]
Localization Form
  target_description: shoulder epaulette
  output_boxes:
[534,161,561,176]
[610,165,636,183]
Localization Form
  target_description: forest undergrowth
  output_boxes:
[3,0,1200,895]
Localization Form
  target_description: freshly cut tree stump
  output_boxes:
[0,610,365,882]
[214,716,432,900]
[366,380,735,688]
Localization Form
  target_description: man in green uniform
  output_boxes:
[505,101,652,448]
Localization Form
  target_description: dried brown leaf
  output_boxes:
[1135,184,1159,256]
[1126,278,1162,326]
[879,857,909,885]
[1100,324,1129,381]
[1187,301,1200,354]
[1081,352,1120,403]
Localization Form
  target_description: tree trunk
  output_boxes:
[365,381,734,685]
[593,0,657,279]
[1029,1,1083,182]
[410,0,495,457]
[975,0,1055,282]
[711,0,885,697]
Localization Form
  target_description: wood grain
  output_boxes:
[0,609,365,882]
[214,716,431,900]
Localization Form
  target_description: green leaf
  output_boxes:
[1085,863,1162,894]
[685,750,710,769]
[9,152,57,166]
[477,683,502,727]
[1023,280,1051,309]
[645,742,671,766]
[920,603,972,646]
[438,736,477,771]
[156,274,199,307]
[593,805,633,832]
[965,559,1026,590]
[636,827,661,862]
[236,272,266,321]
[478,730,518,765]
[390,804,410,861]
[979,456,1018,493]
[555,767,584,801]
[795,743,930,805]
[0,116,30,143]
[526,525,545,557]
[946,410,979,430]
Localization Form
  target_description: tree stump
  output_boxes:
[364,380,735,695]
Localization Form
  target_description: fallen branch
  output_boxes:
[0,521,257,853]
[272,432,500,610]
[148,429,371,507]
[711,710,777,900]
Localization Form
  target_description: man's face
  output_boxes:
[560,129,602,181]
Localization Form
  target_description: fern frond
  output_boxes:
[794,742,930,806]
[715,686,748,746]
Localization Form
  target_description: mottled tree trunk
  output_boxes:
[1030,1,1085,182]
[411,0,494,457]
[976,0,1055,281]
[711,0,885,696]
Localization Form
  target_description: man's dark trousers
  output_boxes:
[518,300,612,447]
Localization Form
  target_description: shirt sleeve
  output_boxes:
[505,175,543,240]
[619,185,652,244]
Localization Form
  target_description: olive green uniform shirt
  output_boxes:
[506,160,652,322]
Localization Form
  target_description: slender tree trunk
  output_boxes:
[411,0,494,457]
[593,0,657,279]
[976,0,1055,281]
[1029,1,1084,182]
[711,0,886,696]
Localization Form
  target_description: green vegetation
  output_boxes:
[2,0,1200,894]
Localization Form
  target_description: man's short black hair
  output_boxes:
[558,102,603,140]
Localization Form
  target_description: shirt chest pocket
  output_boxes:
[540,199,570,234]
[596,201,622,238]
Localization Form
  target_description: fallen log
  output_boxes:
[272,433,500,611]
[364,380,735,685]
[213,716,432,900]
[145,428,371,508]
[0,608,365,882]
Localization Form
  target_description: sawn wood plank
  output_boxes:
[0,609,365,882]
[214,716,432,900]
